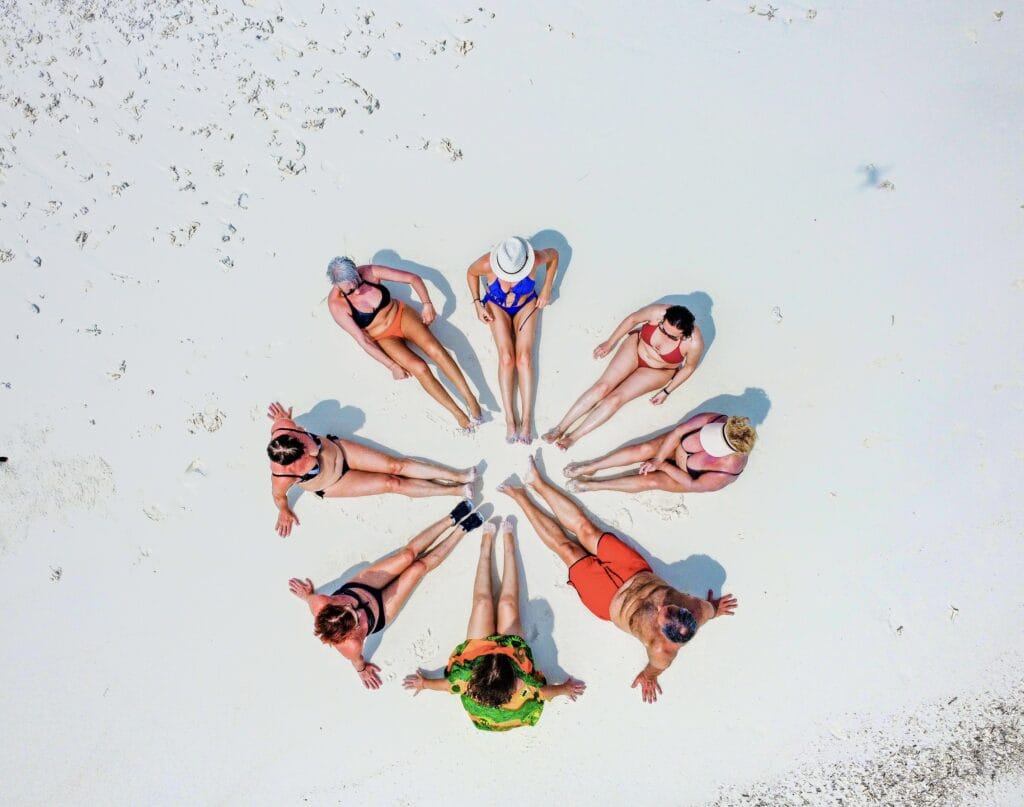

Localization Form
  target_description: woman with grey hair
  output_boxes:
[465,237,560,444]
[326,257,483,432]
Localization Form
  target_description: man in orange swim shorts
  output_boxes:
[499,455,738,704]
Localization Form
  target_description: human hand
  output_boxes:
[357,662,383,690]
[276,508,300,537]
[593,341,612,360]
[420,301,436,326]
[287,577,314,599]
[402,670,428,696]
[536,292,551,310]
[708,589,738,617]
[391,365,410,381]
[563,677,586,701]
[267,401,292,421]
[631,671,662,704]
[476,301,493,324]
[639,460,663,475]
[649,390,668,406]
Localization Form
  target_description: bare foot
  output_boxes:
[481,520,497,542]
[497,478,523,496]
[524,455,540,488]
[506,422,518,444]
[542,426,562,444]
[563,462,588,479]
[499,515,514,536]
[461,465,479,484]
[555,434,575,451]
[462,481,475,498]
[566,479,591,493]
[516,428,533,445]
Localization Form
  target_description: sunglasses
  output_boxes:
[657,320,685,341]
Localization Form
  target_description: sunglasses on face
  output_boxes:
[657,320,684,341]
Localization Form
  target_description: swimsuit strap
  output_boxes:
[336,582,386,634]
[271,427,322,481]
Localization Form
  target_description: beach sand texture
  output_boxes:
[1,1,1023,804]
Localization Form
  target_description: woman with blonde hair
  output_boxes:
[563,413,756,494]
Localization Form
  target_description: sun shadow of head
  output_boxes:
[682,386,772,427]
[293,399,366,436]
[527,228,573,300]
[647,552,727,599]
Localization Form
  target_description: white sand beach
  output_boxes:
[1,1,1023,804]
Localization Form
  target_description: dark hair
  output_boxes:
[314,604,358,644]
[466,653,518,707]
[661,607,699,645]
[664,306,696,338]
[267,434,305,465]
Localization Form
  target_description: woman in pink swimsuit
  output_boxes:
[543,303,704,450]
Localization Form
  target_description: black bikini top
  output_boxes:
[341,281,391,329]
[271,428,322,482]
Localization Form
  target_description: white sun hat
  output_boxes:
[699,421,736,457]
[489,236,536,283]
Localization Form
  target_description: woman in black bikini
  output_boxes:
[562,412,757,494]
[288,502,485,689]
[326,257,483,432]
[267,401,479,537]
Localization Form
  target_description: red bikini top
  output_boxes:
[639,322,685,365]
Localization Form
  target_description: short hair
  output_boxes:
[266,434,305,466]
[661,607,699,645]
[724,416,757,454]
[326,256,359,286]
[466,653,518,708]
[664,306,696,338]
[314,604,358,644]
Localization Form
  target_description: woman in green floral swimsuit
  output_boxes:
[403,517,586,731]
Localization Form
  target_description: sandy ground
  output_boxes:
[1,1,1023,804]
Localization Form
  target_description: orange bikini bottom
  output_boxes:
[372,301,407,341]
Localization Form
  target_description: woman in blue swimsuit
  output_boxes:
[466,236,559,444]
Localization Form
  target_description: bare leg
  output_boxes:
[524,457,604,552]
[497,482,588,567]
[340,439,474,483]
[512,303,539,444]
[543,333,641,445]
[572,470,684,494]
[496,519,523,636]
[466,522,498,639]
[401,311,482,422]
[556,367,672,450]
[378,336,470,429]
[381,522,469,623]
[324,470,467,499]
[354,512,460,588]
[487,305,518,441]
[565,436,662,478]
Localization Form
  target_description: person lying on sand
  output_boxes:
[498,455,737,704]
[563,413,756,494]
[466,236,559,444]
[326,257,484,432]
[266,401,478,537]
[543,303,703,450]
[288,502,484,689]
[402,516,585,731]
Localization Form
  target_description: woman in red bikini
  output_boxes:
[327,257,483,432]
[543,304,703,450]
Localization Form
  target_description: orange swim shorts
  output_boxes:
[567,533,652,621]
[372,300,407,341]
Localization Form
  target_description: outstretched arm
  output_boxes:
[631,647,676,704]
[534,248,560,309]
[539,677,586,701]
[402,670,453,696]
